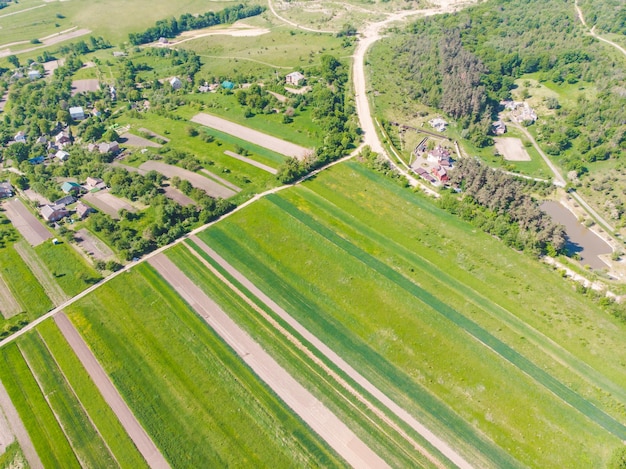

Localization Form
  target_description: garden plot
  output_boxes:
[191,113,312,159]
[71,79,100,96]
[3,199,51,246]
[163,186,195,206]
[495,137,531,161]
[83,191,136,219]
[120,133,162,148]
[140,161,238,199]
[74,229,115,261]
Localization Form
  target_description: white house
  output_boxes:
[28,70,41,80]
[170,77,182,90]
[69,106,85,121]
[285,71,305,86]
[55,150,70,161]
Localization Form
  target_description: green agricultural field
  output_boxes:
[197,162,626,468]
[64,264,347,468]
[0,343,79,468]
[37,320,149,468]
[32,242,101,297]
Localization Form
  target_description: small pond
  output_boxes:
[540,201,612,270]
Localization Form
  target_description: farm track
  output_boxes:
[293,181,626,407]
[267,193,626,440]
[54,313,169,469]
[0,273,21,319]
[148,253,389,469]
[13,242,68,306]
[0,379,42,468]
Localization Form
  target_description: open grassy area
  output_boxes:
[64,263,347,468]
[37,319,149,468]
[17,331,118,468]
[32,242,101,297]
[0,343,79,468]
[196,162,626,467]
[0,442,26,469]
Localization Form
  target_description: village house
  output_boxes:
[429,117,448,132]
[53,130,72,148]
[55,150,70,161]
[55,195,76,206]
[36,135,47,145]
[431,165,449,183]
[492,120,507,135]
[0,182,13,198]
[75,202,94,219]
[40,204,69,222]
[85,177,106,191]
[170,77,182,90]
[28,70,41,80]
[14,131,26,143]
[61,181,82,194]
[69,106,85,121]
[88,141,119,155]
[285,71,305,86]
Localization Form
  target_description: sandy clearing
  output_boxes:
[148,253,388,469]
[158,23,270,47]
[191,113,312,160]
[43,59,65,75]
[13,242,67,306]
[74,229,115,261]
[0,379,42,468]
[190,237,473,469]
[23,189,51,207]
[0,273,21,319]
[162,186,195,206]
[54,313,170,469]
[3,199,51,247]
[120,133,162,148]
[224,150,277,174]
[199,168,241,193]
[495,137,531,161]
[83,191,136,219]
[140,161,238,199]
[285,85,311,95]
[71,79,100,96]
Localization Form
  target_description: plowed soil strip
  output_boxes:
[3,199,51,247]
[0,273,21,319]
[54,313,169,469]
[191,112,311,159]
[148,253,388,469]
[189,236,472,468]
[224,150,278,174]
[0,379,43,468]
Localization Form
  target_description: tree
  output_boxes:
[7,55,19,68]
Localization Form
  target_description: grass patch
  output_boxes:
[37,319,149,468]
[0,343,79,468]
[65,264,348,467]
[0,442,26,469]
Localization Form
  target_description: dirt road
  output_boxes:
[0,379,43,468]
[509,123,566,186]
[54,313,170,469]
[148,253,389,469]
[575,0,626,59]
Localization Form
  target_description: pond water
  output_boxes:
[540,201,612,270]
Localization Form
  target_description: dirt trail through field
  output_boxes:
[148,253,389,469]
[13,242,68,306]
[0,273,21,319]
[575,0,626,59]
[54,313,170,469]
[188,236,473,468]
[0,379,43,468]
[224,150,278,174]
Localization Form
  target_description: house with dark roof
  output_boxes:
[55,195,76,206]
[170,77,182,90]
[28,156,45,165]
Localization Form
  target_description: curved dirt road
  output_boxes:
[575,0,626,59]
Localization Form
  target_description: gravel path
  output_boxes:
[189,236,473,469]
[3,199,51,247]
[0,379,43,468]
[54,313,170,469]
[148,253,388,469]
[191,113,311,159]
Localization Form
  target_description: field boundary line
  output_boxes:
[36,330,121,469]
[0,379,43,469]
[268,194,626,440]
[187,236,470,469]
[148,253,390,469]
[54,313,170,469]
[13,242,68,306]
[0,272,21,319]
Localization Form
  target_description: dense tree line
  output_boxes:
[276,55,358,183]
[441,158,566,256]
[128,5,266,45]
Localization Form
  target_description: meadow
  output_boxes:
[196,162,626,468]
[64,263,347,468]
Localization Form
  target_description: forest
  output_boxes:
[578,0,626,36]
[386,0,626,170]
[128,4,266,45]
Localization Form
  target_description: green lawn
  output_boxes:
[33,242,101,297]
[17,331,118,468]
[0,343,79,468]
[37,319,149,469]
[196,162,626,468]
[65,263,348,468]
